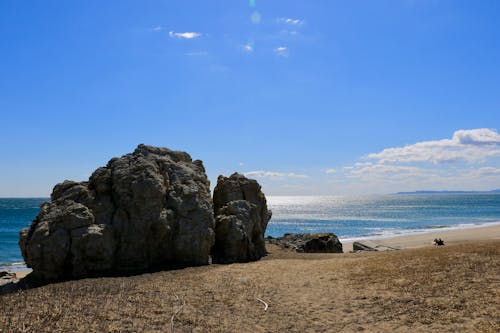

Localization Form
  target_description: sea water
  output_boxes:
[0,198,46,272]
[1,194,500,271]
[266,194,500,240]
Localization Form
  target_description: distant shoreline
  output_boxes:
[396,190,500,195]
[341,221,500,252]
[0,197,49,199]
[338,220,500,243]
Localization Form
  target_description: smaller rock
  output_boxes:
[267,233,343,253]
[212,173,271,263]
[213,200,265,263]
[0,271,14,279]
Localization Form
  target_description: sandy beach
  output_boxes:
[342,223,500,252]
[1,223,499,332]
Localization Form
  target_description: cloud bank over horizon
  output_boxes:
[328,128,500,195]
[244,129,500,196]
[367,128,500,164]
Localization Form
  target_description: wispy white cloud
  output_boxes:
[278,18,304,25]
[245,170,310,179]
[367,128,500,164]
[324,168,337,174]
[275,46,289,57]
[152,25,164,32]
[169,31,202,39]
[242,44,253,52]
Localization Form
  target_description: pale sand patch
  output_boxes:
[342,223,500,252]
[14,271,31,279]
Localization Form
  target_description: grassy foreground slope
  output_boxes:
[1,241,499,333]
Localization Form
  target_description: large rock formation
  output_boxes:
[19,144,215,281]
[212,173,271,263]
[267,233,343,253]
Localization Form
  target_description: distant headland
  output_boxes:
[397,189,500,195]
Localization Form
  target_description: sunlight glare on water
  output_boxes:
[266,194,500,239]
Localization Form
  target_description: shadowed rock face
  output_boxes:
[19,144,215,281]
[212,173,272,263]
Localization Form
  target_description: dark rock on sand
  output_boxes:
[0,271,14,279]
[267,233,343,253]
[19,144,215,281]
[212,173,272,263]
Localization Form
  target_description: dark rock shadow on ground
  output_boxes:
[0,260,218,295]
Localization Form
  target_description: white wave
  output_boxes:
[339,220,500,242]
[0,261,30,273]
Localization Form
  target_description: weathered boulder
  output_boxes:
[212,173,271,263]
[19,144,215,281]
[267,233,343,253]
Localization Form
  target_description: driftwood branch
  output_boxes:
[170,294,185,333]
[256,298,268,311]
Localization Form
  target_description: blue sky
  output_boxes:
[1,0,499,196]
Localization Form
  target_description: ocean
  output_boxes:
[1,194,500,271]
[266,194,500,239]
[0,198,46,272]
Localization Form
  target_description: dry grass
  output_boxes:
[1,241,499,333]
